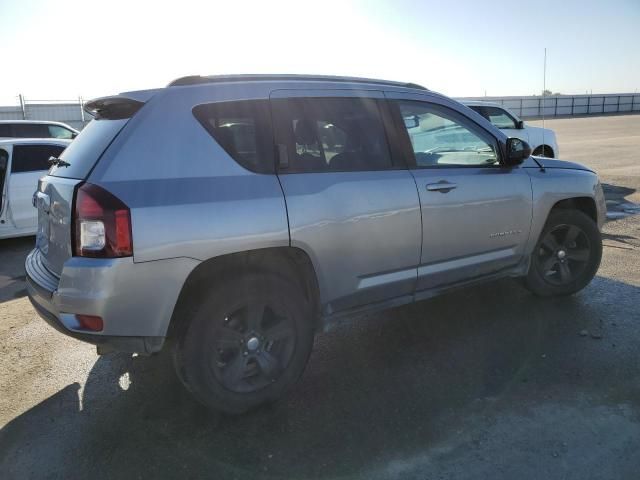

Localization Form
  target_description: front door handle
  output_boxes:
[426,181,457,193]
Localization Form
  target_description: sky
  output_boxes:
[0,0,638,104]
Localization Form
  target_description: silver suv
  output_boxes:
[26,75,606,413]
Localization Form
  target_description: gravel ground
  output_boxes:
[1,114,639,479]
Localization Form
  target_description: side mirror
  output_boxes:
[516,120,525,129]
[505,137,531,166]
[403,115,420,129]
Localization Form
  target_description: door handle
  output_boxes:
[426,181,457,193]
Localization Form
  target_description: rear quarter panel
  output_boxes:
[88,84,290,263]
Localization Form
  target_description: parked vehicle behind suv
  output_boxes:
[0,139,70,239]
[462,101,559,157]
[26,75,605,413]
[0,120,79,140]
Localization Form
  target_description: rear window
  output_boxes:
[192,100,274,173]
[11,144,66,173]
[49,119,128,179]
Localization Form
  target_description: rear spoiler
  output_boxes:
[84,89,160,120]
[84,96,144,120]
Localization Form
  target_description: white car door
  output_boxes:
[7,144,65,231]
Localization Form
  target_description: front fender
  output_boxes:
[526,168,603,254]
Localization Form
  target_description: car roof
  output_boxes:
[167,74,429,91]
[0,138,72,146]
[0,120,79,131]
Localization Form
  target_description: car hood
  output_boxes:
[525,125,555,137]
[523,156,594,172]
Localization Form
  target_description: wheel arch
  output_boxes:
[550,196,597,223]
[533,144,555,158]
[167,246,322,340]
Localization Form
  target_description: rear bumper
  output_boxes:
[25,249,199,354]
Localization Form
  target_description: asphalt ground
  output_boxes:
[1,113,639,479]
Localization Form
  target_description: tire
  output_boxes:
[525,210,602,296]
[533,145,554,158]
[174,273,315,414]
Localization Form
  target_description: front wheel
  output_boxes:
[525,210,602,296]
[174,273,315,414]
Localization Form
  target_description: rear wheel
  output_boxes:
[525,210,602,296]
[174,273,315,413]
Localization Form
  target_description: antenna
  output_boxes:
[541,47,547,156]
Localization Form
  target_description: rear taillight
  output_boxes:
[73,183,132,257]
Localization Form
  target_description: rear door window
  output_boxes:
[192,100,274,173]
[11,123,50,138]
[272,97,394,173]
[11,144,66,173]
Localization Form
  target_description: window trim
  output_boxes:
[389,100,506,170]
[272,96,403,175]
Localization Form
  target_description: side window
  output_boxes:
[396,101,499,167]
[192,100,274,173]
[483,107,517,129]
[11,144,65,173]
[272,97,393,173]
[11,123,50,138]
[48,125,75,139]
[0,125,11,137]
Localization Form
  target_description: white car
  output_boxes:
[463,101,559,158]
[0,120,78,140]
[0,139,70,239]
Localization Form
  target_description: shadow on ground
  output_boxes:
[1,275,639,479]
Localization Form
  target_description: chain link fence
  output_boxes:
[0,95,91,130]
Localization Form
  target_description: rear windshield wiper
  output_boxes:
[48,156,70,168]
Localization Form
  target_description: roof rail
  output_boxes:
[167,74,428,91]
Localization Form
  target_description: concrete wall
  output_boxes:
[0,102,91,130]
[456,93,640,119]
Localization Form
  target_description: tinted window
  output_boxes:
[483,106,517,129]
[11,123,50,138]
[11,144,65,173]
[396,101,499,167]
[273,97,393,173]
[49,119,128,179]
[192,100,274,173]
[0,125,11,137]
[48,125,75,139]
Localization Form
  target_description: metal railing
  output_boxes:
[0,95,91,130]
[456,93,640,119]
[1,92,639,128]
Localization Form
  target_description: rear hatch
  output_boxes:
[36,95,149,276]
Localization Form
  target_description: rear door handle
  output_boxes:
[426,181,457,193]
